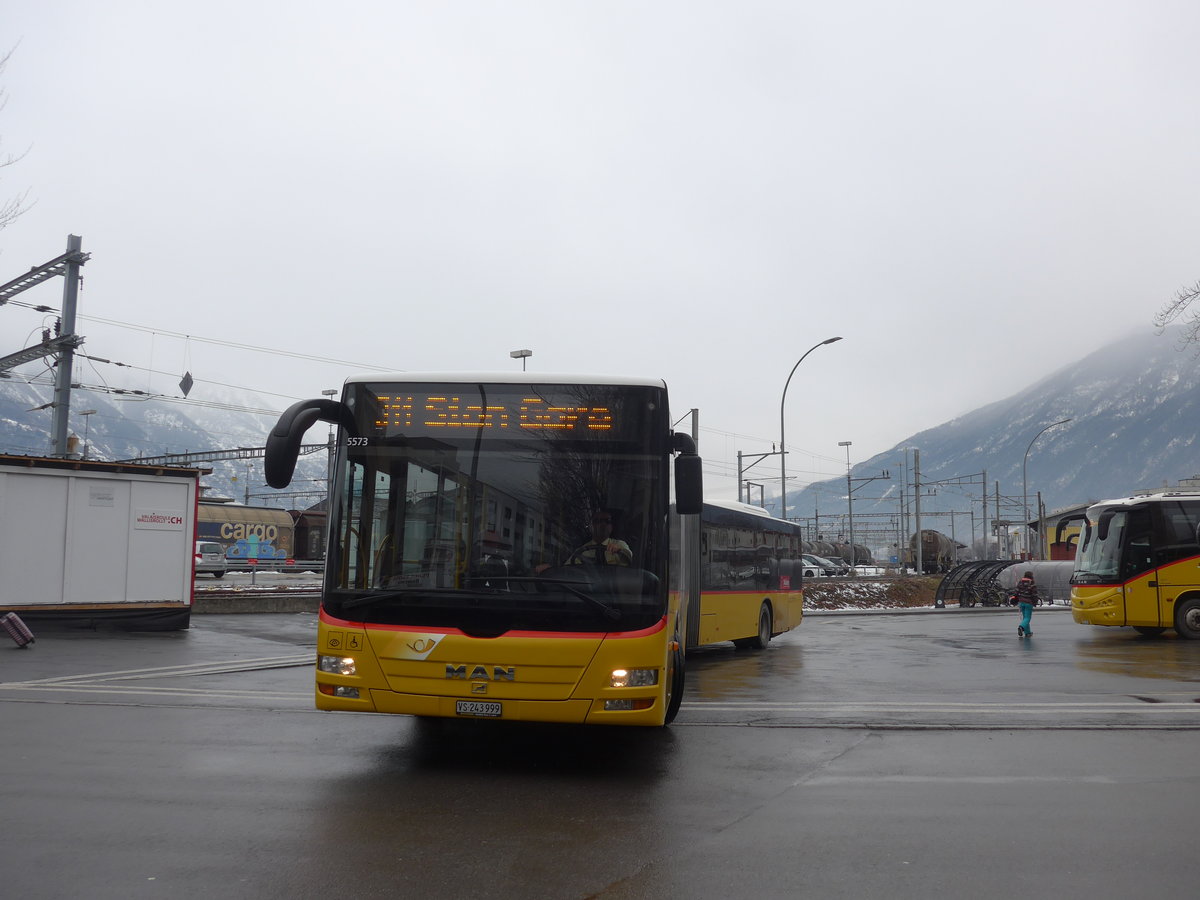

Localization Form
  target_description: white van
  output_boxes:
[194,541,227,578]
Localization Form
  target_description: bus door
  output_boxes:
[1151,500,1200,628]
[1119,507,1161,627]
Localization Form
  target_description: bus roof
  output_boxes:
[342,372,668,389]
[1088,491,1200,514]
[704,498,787,521]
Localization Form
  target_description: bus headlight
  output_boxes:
[318,655,357,676]
[611,668,658,688]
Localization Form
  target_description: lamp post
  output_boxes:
[1022,418,1071,560]
[321,389,338,502]
[510,349,532,371]
[780,336,842,521]
[79,409,97,459]
[838,440,854,565]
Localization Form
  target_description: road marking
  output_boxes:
[675,698,1200,728]
[0,655,314,707]
[1,683,306,701]
[686,700,1200,710]
[801,774,1120,785]
[11,654,314,685]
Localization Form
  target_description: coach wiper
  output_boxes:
[339,587,506,611]
[338,586,621,622]
[502,576,622,623]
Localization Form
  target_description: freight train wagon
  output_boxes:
[909,529,960,573]
[290,506,327,561]
[197,503,294,563]
[807,539,874,566]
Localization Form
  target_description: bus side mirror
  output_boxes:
[674,454,703,515]
[671,432,703,516]
[1054,513,1085,545]
[264,398,355,489]
[1097,510,1115,542]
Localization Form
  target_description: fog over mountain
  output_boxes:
[2,328,1196,531]
[786,327,1200,552]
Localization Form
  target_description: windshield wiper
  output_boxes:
[339,587,498,612]
[501,576,622,622]
[337,584,621,622]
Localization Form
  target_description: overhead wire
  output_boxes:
[75,312,397,371]
[6,310,845,478]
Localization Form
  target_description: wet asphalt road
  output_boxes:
[2,606,1199,898]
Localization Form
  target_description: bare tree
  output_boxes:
[1155,280,1200,350]
[1,44,30,234]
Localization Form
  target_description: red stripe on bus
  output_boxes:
[319,606,667,640]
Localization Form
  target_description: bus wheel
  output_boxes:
[1174,598,1200,640]
[1132,626,1166,638]
[733,604,772,650]
[751,603,772,650]
[663,643,685,725]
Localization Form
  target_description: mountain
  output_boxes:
[786,327,1200,553]
[3,327,1198,526]
[0,377,325,508]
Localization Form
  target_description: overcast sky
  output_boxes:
[2,1,1194,500]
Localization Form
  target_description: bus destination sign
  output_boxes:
[373,394,614,434]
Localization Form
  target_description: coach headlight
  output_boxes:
[611,668,658,688]
[318,655,357,676]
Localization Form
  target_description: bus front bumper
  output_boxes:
[1071,586,1122,626]
[314,686,666,726]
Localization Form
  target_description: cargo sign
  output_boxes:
[133,509,186,531]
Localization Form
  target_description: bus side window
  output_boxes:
[1154,503,1200,566]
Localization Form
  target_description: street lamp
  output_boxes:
[510,349,532,371]
[1022,418,1072,560]
[321,389,338,502]
[780,336,843,521]
[838,440,854,565]
[79,410,97,459]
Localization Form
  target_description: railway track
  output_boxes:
[195,587,321,599]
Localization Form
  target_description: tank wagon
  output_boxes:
[910,529,960,573]
[807,540,873,566]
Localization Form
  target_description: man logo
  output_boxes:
[445,664,516,681]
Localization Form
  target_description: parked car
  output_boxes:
[194,541,227,578]
[803,554,840,576]
[850,564,887,576]
[824,556,854,576]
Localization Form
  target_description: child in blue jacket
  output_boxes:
[1014,570,1039,638]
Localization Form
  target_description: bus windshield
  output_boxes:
[324,380,671,635]
[1072,508,1126,584]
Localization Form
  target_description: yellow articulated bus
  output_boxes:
[266,373,710,726]
[1071,491,1200,639]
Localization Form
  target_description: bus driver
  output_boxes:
[566,509,633,567]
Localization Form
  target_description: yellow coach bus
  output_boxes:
[1071,491,1200,639]
[265,373,706,726]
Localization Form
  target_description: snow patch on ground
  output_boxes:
[803,577,940,611]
